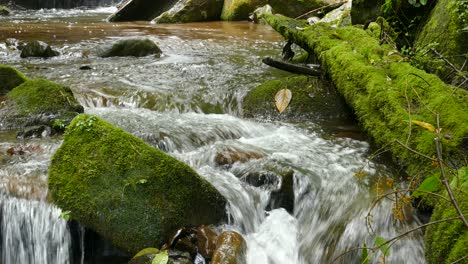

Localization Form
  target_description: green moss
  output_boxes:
[0,5,11,15]
[221,0,259,21]
[0,64,28,96]
[7,78,82,115]
[425,167,468,264]
[414,0,468,84]
[262,14,468,179]
[243,75,351,122]
[48,114,226,253]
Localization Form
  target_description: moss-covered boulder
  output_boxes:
[350,0,385,25]
[262,13,468,180]
[221,0,327,21]
[243,75,351,122]
[0,64,28,96]
[0,78,83,131]
[48,114,226,253]
[424,167,468,264]
[153,0,223,23]
[96,38,162,58]
[414,0,468,86]
[20,41,59,58]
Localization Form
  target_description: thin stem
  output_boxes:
[295,1,347,20]
[394,139,436,162]
[434,137,468,228]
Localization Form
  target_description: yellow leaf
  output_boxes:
[274,88,292,113]
[411,120,435,132]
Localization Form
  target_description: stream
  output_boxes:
[0,6,425,264]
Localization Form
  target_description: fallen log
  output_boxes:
[261,13,468,178]
[262,57,320,76]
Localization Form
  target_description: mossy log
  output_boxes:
[261,14,468,178]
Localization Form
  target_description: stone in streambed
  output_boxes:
[211,231,246,264]
[0,78,83,131]
[48,114,226,253]
[95,38,162,58]
[20,41,60,58]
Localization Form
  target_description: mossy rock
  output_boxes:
[262,13,468,180]
[108,0,180,21]
[96,38,162,58]
[153,0,223,23]
[48,114,226,253]
[414,0,468,86]
[0,78,83,131]
[20,41,59,58]
[0,64,28,96]
[221,0,326,21]
[424,167,468,264]
[243,75,351,122]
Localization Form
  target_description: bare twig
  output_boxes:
[451,255,468,264]
[295,1,347,20]
[434,137,468,228]
[431,48,468,82]
[394,139,437,162]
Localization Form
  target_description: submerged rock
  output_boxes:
[0,78,83,131]
[196,225,218,259]
[48,114,226,253]
[20,41,60,58]
[0,64,28,96]
[153,0,223,23]
[96,38,162,58]
[211,231,246,264]
[242,76,352,123]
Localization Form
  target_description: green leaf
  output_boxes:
[420,0,427,5]
[132,248,159,260]
[138,179,148,184]
[412,175,440,198]
[374,236,390,257]
[152,250,168,264]
[59,210,71,221]
[361,242,369,264]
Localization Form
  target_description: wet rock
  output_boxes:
[211,231,246,264]
[0,5,11,16]
[79,65,92,70]
[6,144,42,156]
[267,170,294,214]
[319,0,352,27]
[243,76,352,123]
[48,114,227,253]
[221,0,329,21]
[243,171,279,188]
[0,64,28,96]
[16,125,52,139]
[0,78,83,131]
[153,0,224,23]
[165,226,198,259]
[108,0,180,22]
[96,38,162,58]
[215,146,265,166]
[350,0,385,25]
[196,225,218,259]
[20,41,60,58]
[249,4,273,23]
[168,249,192,264]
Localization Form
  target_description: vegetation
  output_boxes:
[0,64,28,95]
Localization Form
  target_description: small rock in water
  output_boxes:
[20,40,59,58]
[79,65,92,70]
[211,231,246,264]
[196,225,218,259]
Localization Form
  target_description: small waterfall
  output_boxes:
[0,195,71,264]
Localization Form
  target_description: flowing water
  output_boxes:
[0,6,425,264]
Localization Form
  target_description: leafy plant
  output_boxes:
[59,210,71,221]
[76,116,97,132]
[152,250,168,264]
